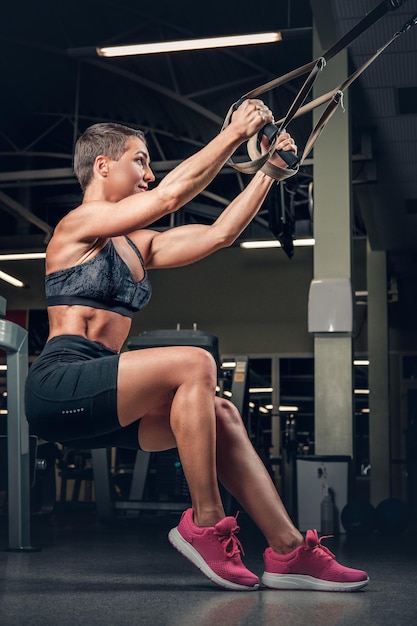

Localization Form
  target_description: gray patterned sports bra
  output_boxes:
[45,237,152,318]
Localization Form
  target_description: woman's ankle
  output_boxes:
[192,505,226,528]
[269,529,304,555]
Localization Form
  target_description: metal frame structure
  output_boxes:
[0,296,37,551]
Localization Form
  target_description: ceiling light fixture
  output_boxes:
[96,32,282,58]
[240,239,315,249]
[0,252,46,261]
[0,270,25,288]
[249,387,273,394]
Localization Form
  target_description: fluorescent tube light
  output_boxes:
[240,239,315,249]
[0,252,46,261]
[97,32,282,57]
[354,359,369,366]
[0,270,25,288]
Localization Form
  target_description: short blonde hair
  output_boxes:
[74,122,147,191]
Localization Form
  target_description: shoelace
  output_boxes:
[214,519,245,557]
[305,533,336,560]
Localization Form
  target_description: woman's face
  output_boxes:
[106,137,155,200]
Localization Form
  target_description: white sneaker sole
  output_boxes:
[168,527,259,591]
[261,572,369,592]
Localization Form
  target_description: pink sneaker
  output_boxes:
[168,508,260,591]
[262,529,369,592]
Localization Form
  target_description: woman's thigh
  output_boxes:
[117,345,217,426]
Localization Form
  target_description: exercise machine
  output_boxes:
[0,296,37,550]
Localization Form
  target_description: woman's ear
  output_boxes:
[95,155,110,178]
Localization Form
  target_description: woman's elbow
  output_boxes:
[214,231,238,251]
[226,234,239,248]
[156,183,183,214]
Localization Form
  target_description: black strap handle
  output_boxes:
[232,97,300,169]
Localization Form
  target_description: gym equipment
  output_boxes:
[320,485,335,535]
[127,328,220,364]
[0,436,37,490]
[29,442,57,516]
[0,295,37,550]
[57,447,94,506]
[92,441,191,523]
[296,455,351,533]
[222,1,417,183]
[281,414,298,523]
[341,501,377,536]
[375,498,410,535]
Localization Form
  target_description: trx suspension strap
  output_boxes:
[221,0,415,182]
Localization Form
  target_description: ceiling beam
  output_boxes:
[85,58,224,125]
[0,161,252,184]
[0,191,53,241]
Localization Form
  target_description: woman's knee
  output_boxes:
[215,397,246,431]
[180,346,218,384]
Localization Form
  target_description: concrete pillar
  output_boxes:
[310,0,353,456]
[366,241,390,504]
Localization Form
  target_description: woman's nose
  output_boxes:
[145,165,155,183]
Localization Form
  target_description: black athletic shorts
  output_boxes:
[25,335,141,449]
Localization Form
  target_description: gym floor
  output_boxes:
[0,507,416,626]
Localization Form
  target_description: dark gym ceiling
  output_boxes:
[0,0,417,295]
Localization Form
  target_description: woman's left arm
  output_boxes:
[134,133,296,269]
